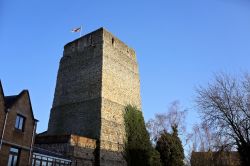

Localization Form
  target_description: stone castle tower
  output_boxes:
[41,28,141,165]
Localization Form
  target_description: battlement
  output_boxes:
[63,27,136,61]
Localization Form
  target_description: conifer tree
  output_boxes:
[124,105,161,166]
[156,125,184,166]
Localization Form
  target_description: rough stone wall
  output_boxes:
[47,29,103,138]
[99,29,141,165]
[35,135,97,166]
[102,30,141,109]
[46,28,141,165]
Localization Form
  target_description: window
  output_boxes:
[32,153,71,166]
[8,147,20,166]
[15,114,25,131]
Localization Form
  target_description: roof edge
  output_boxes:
[4,89,37,122]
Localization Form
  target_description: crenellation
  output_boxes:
[64,29,103,57]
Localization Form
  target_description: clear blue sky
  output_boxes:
[1,0,250,133]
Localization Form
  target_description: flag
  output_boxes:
[71,27,81,33]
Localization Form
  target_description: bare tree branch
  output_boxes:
[195,72,250,165]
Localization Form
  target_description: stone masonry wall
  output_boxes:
[99,29,141,165]
[46,28,142,165]
[35,135,97,166]
[47,29,103,139]
[102,30,141,108]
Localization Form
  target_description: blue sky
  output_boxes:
[1,0,250,133]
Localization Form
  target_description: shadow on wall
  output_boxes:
[35,134,126,166]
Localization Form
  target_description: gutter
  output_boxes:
[0,108,10,151]
[28,120,37,164]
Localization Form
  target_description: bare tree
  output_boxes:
[195,72,250,166]
[188,122,233,153]
[146,100,187,143]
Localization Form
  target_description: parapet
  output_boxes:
[63,27,137,62]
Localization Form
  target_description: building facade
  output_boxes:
[36,28,141,165]
[0,81,37,166]
[0,81,72,166]
[191,151,240,166]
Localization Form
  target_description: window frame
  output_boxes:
[8,147,20,166]
[15,114,26,131]
[32,153,72,166]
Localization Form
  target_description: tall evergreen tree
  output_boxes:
[156,125,184,166]
[124,105,161,166]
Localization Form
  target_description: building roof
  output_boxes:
[33,146,71,161]
[4,95,19,108]
[0,80,38,121]
[191,151,240,166]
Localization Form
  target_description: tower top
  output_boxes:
[64,27,136,61]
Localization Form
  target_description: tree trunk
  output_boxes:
[238,143,250,166]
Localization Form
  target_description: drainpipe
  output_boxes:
[28,120,37,165]
[0,108,10,151]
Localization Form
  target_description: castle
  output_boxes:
[35,28,141,165]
